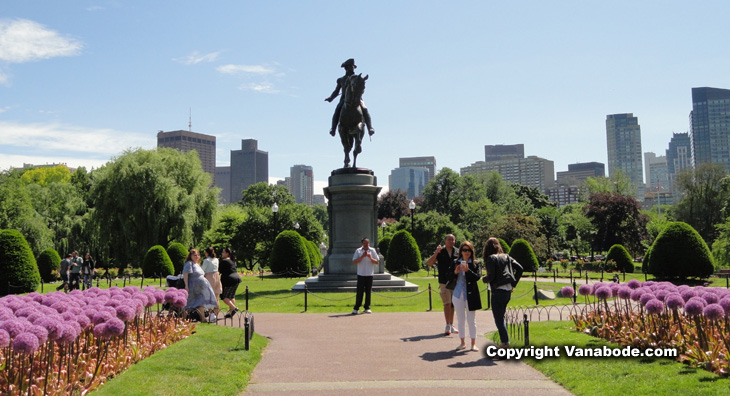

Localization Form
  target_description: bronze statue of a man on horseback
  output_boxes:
[325,58,375,168]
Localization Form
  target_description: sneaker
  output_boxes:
[364,309,372,314]
[351,309,359,315]
[208,313,217,323]
[455,344,466,351]
[445,324,451,335]
[451,325,459,334]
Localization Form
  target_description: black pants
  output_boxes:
[492,289,512,344]
[56,273,68,291]
[353,275,373,310]
[69,273,81,291]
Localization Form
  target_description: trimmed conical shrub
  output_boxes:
[648,222,714,279]
[167,242,188,275]
[509,239,539,272]
[386,230,420,273]
[37,248,62,283]
[378,236,392,262]
[499,238,511,255]
[142,245,174,278]
[641,246,652,274]
[606,244,634,273]
[304,239,322,269]
[269,230,310,276]
[0,229,41,295]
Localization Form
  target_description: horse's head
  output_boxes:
[346,73,367,102]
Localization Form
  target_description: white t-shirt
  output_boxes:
[201,257,219,274]
[352,246,379,276]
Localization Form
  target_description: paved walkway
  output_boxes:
[237,311,573,396]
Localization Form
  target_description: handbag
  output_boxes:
[445,278,456,290]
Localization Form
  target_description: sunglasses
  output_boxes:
[461,249,472,253]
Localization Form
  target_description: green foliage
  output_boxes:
[394,210,467,260]
[385,230,421,273]
[37,247,61,282]
[378,235,392,261]
[583,170,636,197]
[490,214,545,260]
[674,163,730,244]
[241,182,295,207]
[0,174,54,255]
[459,198,501,256]
[0,229,41,295]
[166,242,188,275]
[498,238,511,255]
[421,168,485,225]
[200,205,247,256]
[509,238,539,272]
[648,222,714,279]
[641,245,652,273]
[269,230,310,276]
[19,165,71,186]
[304,239,322,269]
[584,192,648,255]
[89,148,218,268]
[142,245,174,277]
[606,244,634,273]
[377,189,410,220]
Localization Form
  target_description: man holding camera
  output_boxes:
[426,234,459,335]
[352,237,379,315]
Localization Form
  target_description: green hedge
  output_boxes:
[0,229,41,296]
[269,230,310,276]
[37,248,62,283]
[304,239,322,269]
[385,230,420,273]
[378,236,392,262]
[167,242,188,275]
[142,245,174,278]
[606,244,634,273]
[648,222,714,279]
[499,238,511,255]
[509,239,539,272]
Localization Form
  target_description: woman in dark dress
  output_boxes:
[219,247,242,318]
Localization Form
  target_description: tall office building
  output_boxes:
[399,157,436,183]
[389,167,428,199]
[644,153,669,193]
[157,130,216,183]
[556,162,605,186]
[290,165,314,205]
[215,166,231,204]
[461,156,555,191]
[230,139,268,203]
[690,87,730,171]
[484,144,524,162]
[606,113,644,198]
[666,132,691,200]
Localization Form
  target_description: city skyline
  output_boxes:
[3,2,730,196]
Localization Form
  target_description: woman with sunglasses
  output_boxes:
[449,241,482,351]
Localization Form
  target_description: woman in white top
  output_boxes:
[201,246,222,317]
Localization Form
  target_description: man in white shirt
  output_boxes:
[352,237,379,314]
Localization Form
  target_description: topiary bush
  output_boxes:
[304,239,322,270]
[499,238,511,255]
[606,244,634,273]
[509,239,539,272]
[385,230,421,273]
[167,242,188,275]
[0,229,41,296]
[648,222,714,279]
[142,245,174,278]
[378,235,392,262]
[641,246,652,273]
[269,230,310,276]
[37,247,62,283]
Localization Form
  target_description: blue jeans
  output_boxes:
[492,289,512,345]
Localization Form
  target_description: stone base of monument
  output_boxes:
[292,273,418,292]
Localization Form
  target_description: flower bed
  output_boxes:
[0,286,194,395]
[573,280,730,375]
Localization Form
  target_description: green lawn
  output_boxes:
[490,321,730,396]
[94,324,268,396]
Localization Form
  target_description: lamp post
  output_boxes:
[271,202,279,237]
[294,222,300,232]
[409,199,416,233]
[380,220,386,239]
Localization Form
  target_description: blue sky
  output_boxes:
[2,1,730,195]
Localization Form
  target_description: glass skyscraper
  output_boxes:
[606,113,644,198]
[690,87,730,171]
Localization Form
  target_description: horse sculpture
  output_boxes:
[337,73,370,168]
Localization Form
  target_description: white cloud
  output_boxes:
[238,82,278,94]
[0,19,82,63]
[0,106,10,113]
[216,64,275,75]
[173,50,221,65]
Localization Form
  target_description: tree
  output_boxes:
[378,235,392,262]
[558,203,592,258]
[509,239,539,272]
[385,230,421,273]
[459,198,502,256]
[606,244,634,273]
[536,206,560,258]
[166,242,189,275]
[269,230,310,276]
[89,148,218,268]
[377,189,410,220]
[19,164,71,186]
[304,239,322,270]
[421,168,486,224]
[583,192,648,255]
[583,170,636,197]
[648,222,714,279]
[36,248,61,283]
[201,205,247,255]
[0,175,53,255]
[488,214,546,260]
[393,210,467,261]
[142,245,174,278]
[674,163,730,244]
[511,184,554,210]
[241,182,295,208]
[0,229,41,295]
[498,238,510,255]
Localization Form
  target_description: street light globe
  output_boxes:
[409,199,416,210]
[294,222,300,229]
[381,221,386,229]
[272,202,279,213]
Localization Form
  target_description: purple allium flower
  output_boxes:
[58,324,78,345]
[630,288,645,302]
[27,325,49,344]
[93,311,114,325]
[0,319,28,338]
[639,293,656,307]
[35,317,63,341]
[105,299,120,308]
[578,284,592,296]
[51,302,69,313]
[0,329,9,347]
[164,289,177,303]
[123,286,138,295]
[645,299,664,315]
[14,307,38,318]
[687,296,708,309]
[143,292,156,307]
[644,281,656,287]
[173,296,187,308]
[719,298,730,316]
[116,305,137,322]
[28,292,43,302]
[153,289,164,304]
[681,289,697,302]
[104,318,126,337]
[618,286,632,300]
[702,292,719,305]
[178,289,188,298]
[665,293,685,310]
[627,279,641,289]
[93,323,109,339]
[654,290,670,302]
[69,290,82,297]
[61,312,76,322]
[12,332,40,354]
[560,286,575,298]
[703,303,725,321]
[595,286,612,300]
[684,299,704,316]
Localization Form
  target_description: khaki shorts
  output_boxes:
[438,283,453,305]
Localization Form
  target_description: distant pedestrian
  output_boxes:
[352,237,379,314]
[81,253,95,290]
[482,237,523,348]
[68,251,82,291]
[426,234,459,335]
[219,247,242,318]
[56,254,72,291]
[202,247,222,318]
[450,241,481,351]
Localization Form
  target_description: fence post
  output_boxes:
[304,284,308,312]
[487,289,491,310]
[123,276,127,287]
[622,271,626,282]
[726,275,729,289]
[140,274,144,288]
[427,283,433,311]
[644,272,647,282]
[553,270,556,283]
[523,314,530,346]
[585,272,588,285]
[572,280,577,304]
[533,282,539,305]
[244,315,250,351]
[570,270,573,284]
[600,270,603,282]
[245,285,249,311]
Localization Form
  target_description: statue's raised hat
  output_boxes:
[341,58,356,69]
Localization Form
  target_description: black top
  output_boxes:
[484,254,523,289]
[82,259,95,274]
[435,247,459,284]
[219,258,241,287]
